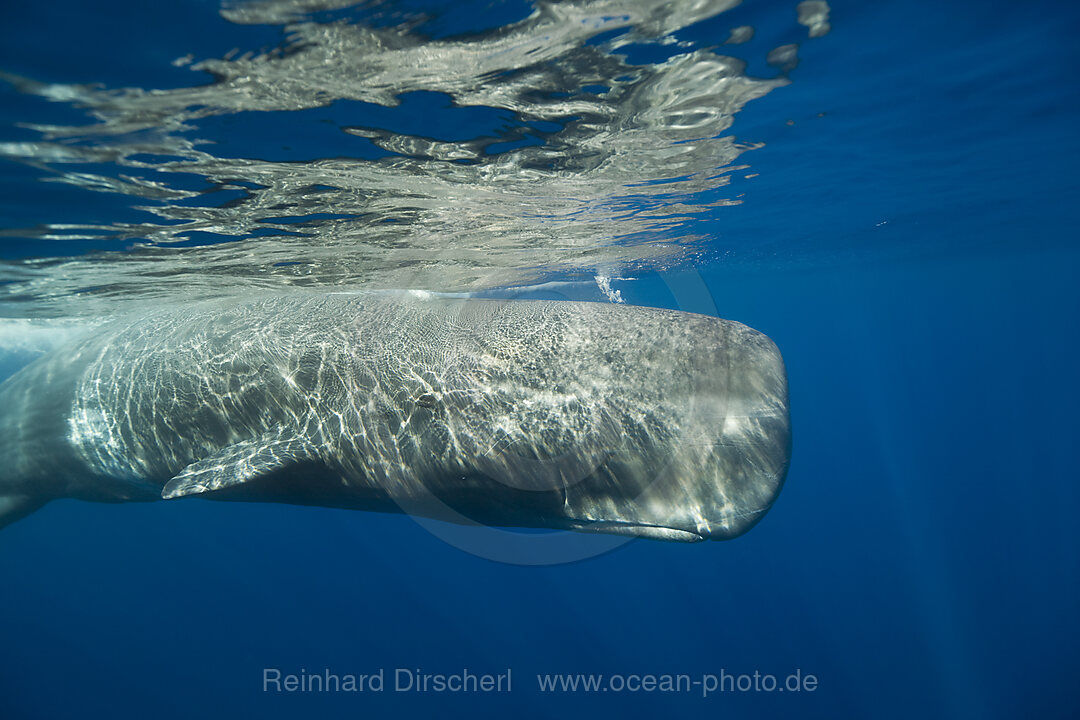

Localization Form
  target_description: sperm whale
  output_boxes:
[0,292,790,541]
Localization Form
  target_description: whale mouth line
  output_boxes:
[565,520,707,543]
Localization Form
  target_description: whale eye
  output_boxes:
[415,393,438,409]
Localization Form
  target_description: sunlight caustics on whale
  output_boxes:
[0,293,790,540]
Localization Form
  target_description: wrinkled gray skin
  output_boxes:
[0,293,790,541]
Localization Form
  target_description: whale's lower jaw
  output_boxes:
[150,467,739,542]
[565,521,706,542]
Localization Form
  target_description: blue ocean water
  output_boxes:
[1,0,1078,718]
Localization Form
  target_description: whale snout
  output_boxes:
[555,318,791,542]
[680,327,791,540]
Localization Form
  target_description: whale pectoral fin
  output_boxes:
[0,495,48,530]
[162,430,318,499]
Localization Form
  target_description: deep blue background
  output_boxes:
[2,0,1079,718]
